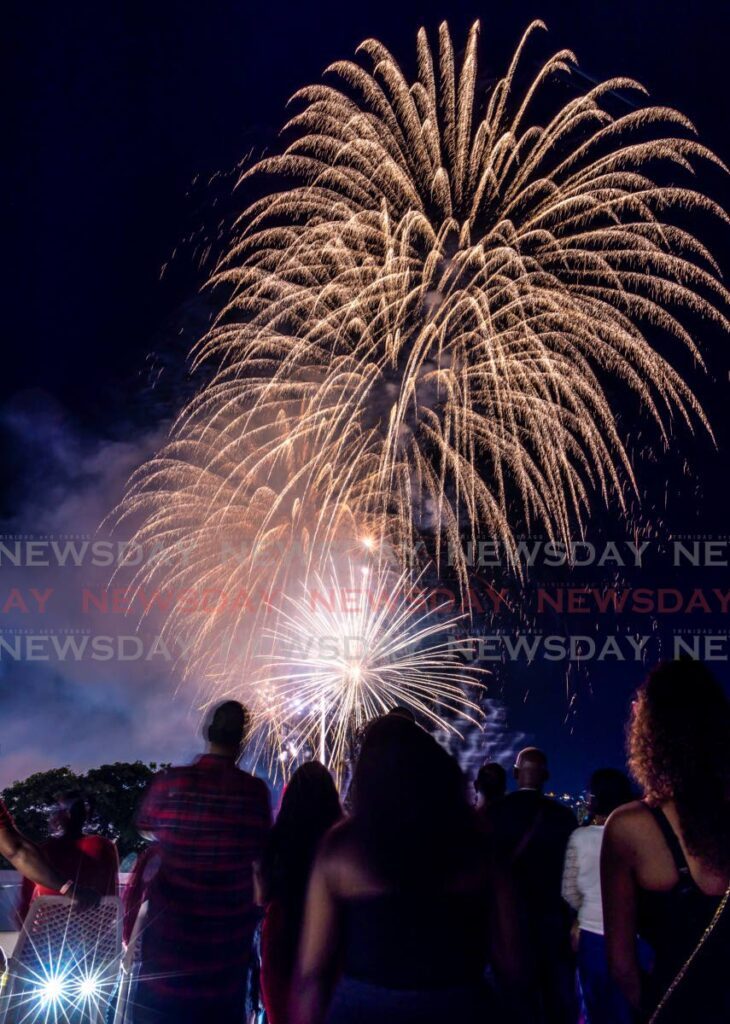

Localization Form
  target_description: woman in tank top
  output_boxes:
[290,714,526,1024]
[602,660,730,1022]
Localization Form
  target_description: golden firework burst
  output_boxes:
[115,20,727,772]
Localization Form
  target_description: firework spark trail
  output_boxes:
[113,404,377,684]
[189,18,727,584]
[252,560,485,780]
[114,418,484,780]
[115,20,728,771]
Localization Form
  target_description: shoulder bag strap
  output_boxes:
[647,881,730,1024]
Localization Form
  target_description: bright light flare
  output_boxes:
[75,973,102,999]
[38,975,65,1005]
[253,560,486,780]
[11,937,114,1022]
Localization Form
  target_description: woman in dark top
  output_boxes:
[258,761,342,1024]
[602,660,730,1022]
[291,715,525,1024]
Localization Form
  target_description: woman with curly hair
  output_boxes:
[601,659,730,1022]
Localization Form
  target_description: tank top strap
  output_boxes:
[646,804,694,887]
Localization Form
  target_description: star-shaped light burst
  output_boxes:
[4,907,117,1024]
[253,559,486,780]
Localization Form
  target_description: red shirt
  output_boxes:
[17,833,119,923]
[0,799,14,832]
[136,754,271,999]
[122,844,160,944]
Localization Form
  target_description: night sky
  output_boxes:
[2,0,729,794]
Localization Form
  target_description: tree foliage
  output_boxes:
[1,761,166,866]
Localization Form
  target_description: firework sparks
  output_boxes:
[115,19,728,769]
[251,560,485,780]
[112,403,382,685]
[190,18,726,585]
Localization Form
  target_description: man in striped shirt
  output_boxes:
[133,701,271,1024]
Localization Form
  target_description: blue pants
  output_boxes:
[131,979,247,1024]
[577,930,633,1024]
[325,976,494,1024]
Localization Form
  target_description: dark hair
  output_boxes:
[350,715,479,886]
[588,768,633,818]
[628,659,730,873]
[261,762,341,961]
[206,700,249,747]
[475,762,507,802]
[51,790,88,837]
[386,706,416,723]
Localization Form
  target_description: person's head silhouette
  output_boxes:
[514,747,549,792]
[204,700,250,760]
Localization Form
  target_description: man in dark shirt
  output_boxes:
[486,747,577,1024]
[133,700,271,1024]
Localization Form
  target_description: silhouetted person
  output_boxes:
[474,761,507,812]
[602,661,730,1023]
[486,746,577,1024]
[133,701,271,1024]
[17,791,118,923]
[291,715,526,1024]
[385,706,416,722]
[257,762,342,1024]
[562,769,634,1024]
[0,797,98,910]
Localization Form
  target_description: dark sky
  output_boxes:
[5,0,729,419]
[2,0,729,793]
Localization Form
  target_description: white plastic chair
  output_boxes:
[0,895,122,1024]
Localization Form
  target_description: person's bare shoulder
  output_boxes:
[318,818,353,860]
[606,800,646,826]
[604,800,647,855]
[316,819,363,893]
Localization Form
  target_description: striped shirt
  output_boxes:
[136,754,271,998]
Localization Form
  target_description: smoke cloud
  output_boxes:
[0,393,200,789]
